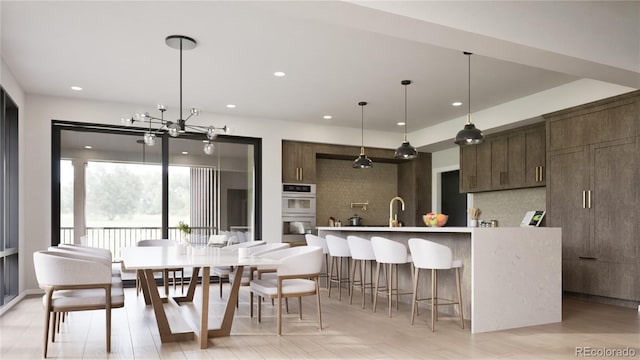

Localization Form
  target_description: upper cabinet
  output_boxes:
[459,123,546,193]
[282,140,316,184]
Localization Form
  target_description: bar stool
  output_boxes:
[347,235,376,309]
[325,234,351,301]
[371,236,413,317]
[408,238,464,331]
[305,234,330,288]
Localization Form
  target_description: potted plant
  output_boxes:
[178,221,191,243]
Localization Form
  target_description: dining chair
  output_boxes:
[137,239,185,295]
[212,240,266,297]
[305,234,330,288]
[33,251,125,358]
[325,234,352,300]
[249,246,323,335]
[408,238,464,331]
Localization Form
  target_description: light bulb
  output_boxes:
[121,116,134,126]
[135,112,149,121]
[144,132,156,146]
[206,126,217,140]
[168,122,180,137]
[203,141,215,155]
[190,108,200,116]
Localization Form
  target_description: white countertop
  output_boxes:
[316,226,474,233]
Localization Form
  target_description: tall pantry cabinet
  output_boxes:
[544,91,639,301]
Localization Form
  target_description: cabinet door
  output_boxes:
[459,145,477,193]
[591,138,638,264]
[490,138,508,189]
[298,142,316,184]
[524,125,546,187]
[475,141,492,191]
[547,147,590,261]
[507,132,526,188]
[282,141,299,183]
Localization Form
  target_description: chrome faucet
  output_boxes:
[389,196,405,227]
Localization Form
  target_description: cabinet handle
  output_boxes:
[582,190,586,209]
[587,190,592,209]
[578,256,597,261]
[535,166,539,182]
[300,167,303,181]
[296,168,300,181]
[539,166,544,182]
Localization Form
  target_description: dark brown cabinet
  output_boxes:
[459,123,545,193]
[282,141,316,184]
[545,90,639,301]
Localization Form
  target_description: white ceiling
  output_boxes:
[1,1,636,135]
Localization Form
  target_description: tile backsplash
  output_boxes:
[316,158,397,227]
[472,187,546,226]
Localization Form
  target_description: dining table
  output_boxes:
[120,246,281,349]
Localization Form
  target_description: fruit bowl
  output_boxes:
[423,213,448,227]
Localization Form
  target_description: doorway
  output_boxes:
[441,170,467,226]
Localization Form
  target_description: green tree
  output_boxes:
[86,163,142,220]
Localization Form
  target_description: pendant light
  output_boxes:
[394,80,418,159]
[455,52,485,145]
[353,101,373,168]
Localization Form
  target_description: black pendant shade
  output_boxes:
[394,140,418,159]
[353,101,372,169]
[454,123,484,145]
[353,153,373,168]
[455,52,485,146]
[394,80,417,160]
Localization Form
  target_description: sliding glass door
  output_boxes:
[52,121,261,258]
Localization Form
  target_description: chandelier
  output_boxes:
[122,35,227,155]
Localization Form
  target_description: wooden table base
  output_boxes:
[139,265,245,349]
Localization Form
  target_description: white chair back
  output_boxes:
[250,243,290,257]
[34,251,111,286]
[305,234,329,254]
[48,247,112,267]
[137,239,177,247]
[371,236,408,264]
[276,246,323,277]
[222,240,265,252]
[408,238,453,270]
[58,243,113,261]
[325,235,351,257]
[347,236,376,261]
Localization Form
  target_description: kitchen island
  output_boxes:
[317,226,562,333]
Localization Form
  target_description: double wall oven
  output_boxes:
[282,183,316,243]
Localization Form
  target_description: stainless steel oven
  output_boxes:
[282,183,316,242]
[282,183,316,215]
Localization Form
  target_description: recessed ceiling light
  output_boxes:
[226,104,236,109]
[71,86,83,91]
[181,151,188,155]
[323,115,332,120]
[84,145,92,149]
[452,101,463,107]
[397,122,406,126]
[273,71,286,77]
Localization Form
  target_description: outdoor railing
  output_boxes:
[60,226,217,260]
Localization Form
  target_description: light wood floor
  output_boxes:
[1,284,639,359]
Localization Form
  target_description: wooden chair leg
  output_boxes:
[411,266,420,325]
[337,257,343,301]
[373,262,381,312]
[298,296,303,320]
[277,294,283,336]
[219,276,223,298]
[56,312,61,334]
[328,256,335,298]
[315,279,322,330]
[431,269,436,332]
[456,268,464,329]
[387,263,393,318]
[258,296,262,322]
[43,310,51,358]
[250,291,254,318]
[349,258,357,305]
[360,260,366,309]
[51,312,57,343]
